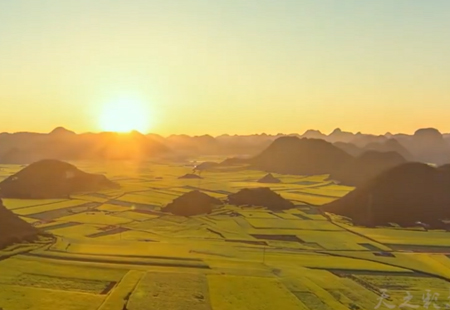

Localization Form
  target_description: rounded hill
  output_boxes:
[228,187,294,210]
[0,159,119,199]
[249,137,353,175]
[331,150,407,186]
[163,190,222,216]
[322,162,450,227]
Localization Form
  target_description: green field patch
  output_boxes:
[208,275,307,310]
[183,185,232,195]
[299,185,352,198]
[106,199,160,211]
[296,231,388,251]
[40,221,82,231]
[98,270,145,310]
[123,218,223,240]
[0,243,45,260]
[118,192,174,206]
[87,227,130,238]
[160,215,190,224]
[298,174,330,182]
[238,211,279,219]
[148,188,189,196]
[271,212,307,220]
[23,250,210,269]
[50,223,104,237]
[26,202,102,221]
[2,198,66,210]
[5,273,113,294]
[12,199,89,216]
[0,284,105,310]
[289,209,328,221]
[71,194,111,203]
[281,272,351,310]
[280,192,337,205]
[92,230,161,242]
[57,212,132,226]
[229,182,299,191]
[0,255,127,283]
[97,203,132,212]
[356,273,449,292]
[346,226,450,247]
[114,210,160,221]
[128,272,211,310]
[62,237,196,259]
[123,219,181,235]
[117,194,160,205]
[245,218,343,231]
[132,190,178,198]
[171,227,228,239]
[322,251,450,280]
[264,240,312,250]
[265,252,410,272]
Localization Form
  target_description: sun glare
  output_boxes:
[99,99,152,133]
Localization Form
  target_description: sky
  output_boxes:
[1,0,450,136]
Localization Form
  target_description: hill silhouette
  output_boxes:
[327,128,355,143]
[257,173,281,183]
[0,129,170,163]
[0,160,119,199]
[221,137,409,186]
[0,198,39,249]
[1,127,450,163]
[322,162,450,227]
[228,187,294,210]
[163,190,222,216]
[364,139,414,161]
[219,157,248,166]
[92,131,170,160]
[334,142,362,157]
[408,128,450,165]
[249,137,353,175]
[302,129,326,140]
[350,133,387,148]
[331,151,407,186]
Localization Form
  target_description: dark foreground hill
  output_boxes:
[0,159,119,199]
[322,162,450,227]
[0,199,39,249]
[228,187,294,210]
[163,190,222,216]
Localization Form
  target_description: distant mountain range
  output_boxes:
[1,127,450,165]
[221,136,409,186]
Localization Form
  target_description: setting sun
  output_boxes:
[99,99,152,133]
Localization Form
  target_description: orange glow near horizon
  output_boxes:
[98,99,153,133]
[1,2,450,135]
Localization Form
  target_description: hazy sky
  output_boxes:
[1,1,450,135]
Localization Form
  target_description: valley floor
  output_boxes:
[1,160,450,310]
